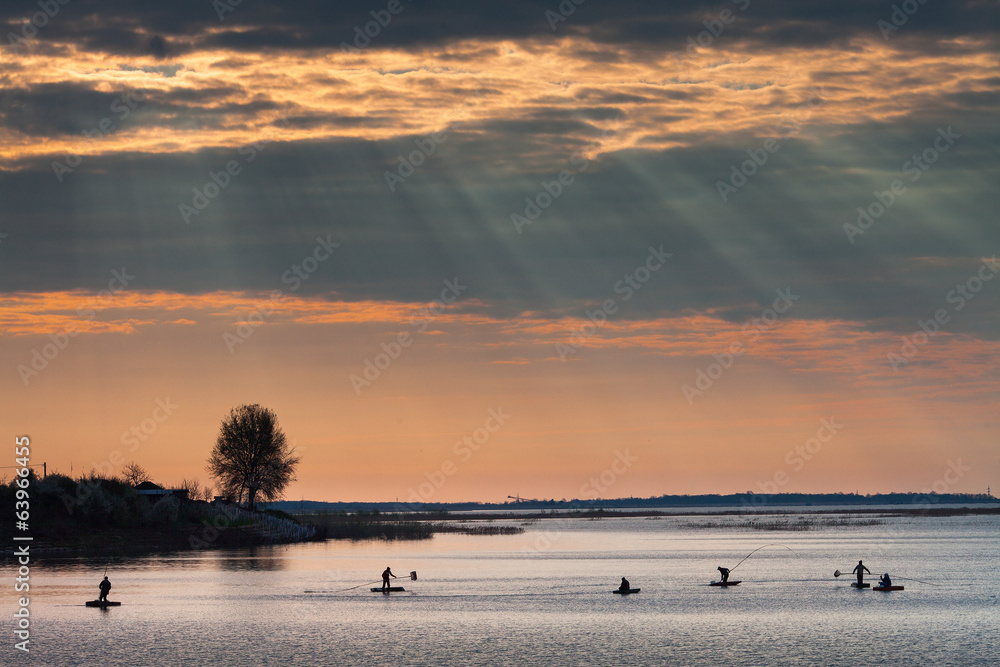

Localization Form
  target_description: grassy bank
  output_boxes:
[0,475,530,557]
[0,473,320,556]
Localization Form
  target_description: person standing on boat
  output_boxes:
[852,560,870,586]
[619,577,630,592]
[381,566,396,591]
[98,576,111,602]
[717,566,731,583]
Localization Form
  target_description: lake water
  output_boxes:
[6,513,999,666]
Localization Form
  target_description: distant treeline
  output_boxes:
[268,491,998,514]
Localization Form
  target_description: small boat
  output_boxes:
[709,581,741,586]
[873,585,904,591]
[371,587,406,592]
[851,583,871,589]
[86,600,121,607]
[613,588,640,594]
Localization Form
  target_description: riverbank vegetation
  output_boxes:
[300,510,525,540]
[0,471,319,556]
[0,474,528,556]
[680,516,888,531]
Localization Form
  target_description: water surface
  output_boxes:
[6,513,998,665]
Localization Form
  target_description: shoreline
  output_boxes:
[5,506,997,560]
[422,505,1000,521]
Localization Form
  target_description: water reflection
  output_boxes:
[17,514,1000,667]
[214,545,289,572]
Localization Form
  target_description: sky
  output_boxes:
[1,0,998,503]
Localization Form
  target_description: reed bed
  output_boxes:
[681,517,887,531]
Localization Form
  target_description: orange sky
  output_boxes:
[4,288,997,500]
[2,4,998,501]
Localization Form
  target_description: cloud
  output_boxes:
[0,82,132,136]
[3,1,998,58]
[4,289,998,403]
[0,2,997,341]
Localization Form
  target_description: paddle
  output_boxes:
[306,570,418,593]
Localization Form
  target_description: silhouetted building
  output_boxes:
[136,481,189,500]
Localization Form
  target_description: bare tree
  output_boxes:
[178,477,214,502]
[122,461,151,487]
[207,404,299,510]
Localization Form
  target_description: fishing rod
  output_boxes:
[729,544,800,572]
[306,570,418,594]
[833,569,941,586]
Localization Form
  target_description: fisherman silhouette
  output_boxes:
[852,560,870,586]
[878,573,892,588]
[619,577,630,592]
[717,566,731,583]
[98,576,111,602]
[381,566,396,591]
